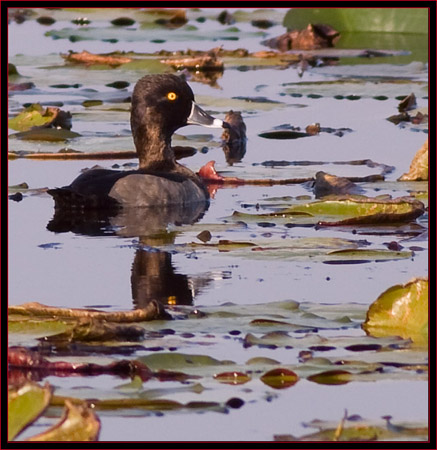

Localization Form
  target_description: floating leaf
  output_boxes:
[362,278,428,346]
[51,395,183,412]
[307,369,352,385]
[278,196,425,225]
[8,300,169,322]
[8,104,72,132]
[8,383,52,441]
[45,319,146,343]
[214,371,251,385]
[276,414,429,441]
[61,50,132,66]
[10,128,81,142]
[8,318,71,340]
[8,346,153,380]
[313,171,363,198]
[398,141,428,181]
[262,24,340,51]
[139,353,226,371]
[324,248,413,263]
[27,400,100,441]
[260,368,299,389]
[284,8,428,34]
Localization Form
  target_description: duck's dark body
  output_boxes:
[48,74,223,210]
[48,167,208,210]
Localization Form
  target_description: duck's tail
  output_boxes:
[47,187,119,210]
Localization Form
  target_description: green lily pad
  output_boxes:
[307,369,352,385]
[8,104,59,131]
[270,196,425,225]
[284,8,428,34]
[27,400,100,441]
[8,383,52,440]
[139,353,227,371]
[362,277,428,346]
[10,128,81,142]
[276,414,429,441]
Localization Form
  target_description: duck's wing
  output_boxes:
[109,172,208,208]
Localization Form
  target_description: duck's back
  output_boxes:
[48,168,208,210]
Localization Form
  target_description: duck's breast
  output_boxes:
[109,173,207,207]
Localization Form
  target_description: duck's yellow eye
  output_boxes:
[167,92,177,101]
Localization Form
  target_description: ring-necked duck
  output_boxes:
[48,74,224,209]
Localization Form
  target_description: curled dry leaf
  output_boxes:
[161,47,224,72]
[8,300,171,322]
[398,93,417,112]
[313,171,364,198]
[262,23,340,51]
[398,141,428,181]
[62,50,132,66]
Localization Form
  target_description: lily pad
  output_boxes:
[9,300,169,322]
[307,369,352,385]
[8,383,52,441]
[284,8,428,34]
[362,277,428,346]
[260,368,299,389]
[27,400,100,441]
[276,414,429,441]
[10,128,81,142]
[398,141,428,181]
[8,104,72,132]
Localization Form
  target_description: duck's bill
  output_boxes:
[187,102,224,128]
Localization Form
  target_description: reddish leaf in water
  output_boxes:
[8,346,153,380]
[260,368,299,389]
[214,371,251,385]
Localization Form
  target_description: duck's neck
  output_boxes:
[133,125,176,171]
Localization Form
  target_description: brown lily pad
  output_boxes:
[260,368,299,389]
[398,93,417,112]
[262,23,340,51]
[61,50,132,66]
[313,171,364,198]
[8,300,170,322]
[398,141,428,181]
[161,47,224,72]
[154,9,187,28]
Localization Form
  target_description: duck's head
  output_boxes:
[132,74,224,133]
[131,75,224,169]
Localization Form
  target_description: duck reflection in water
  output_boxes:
[47,74,226,307]
[47,197,212,307]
